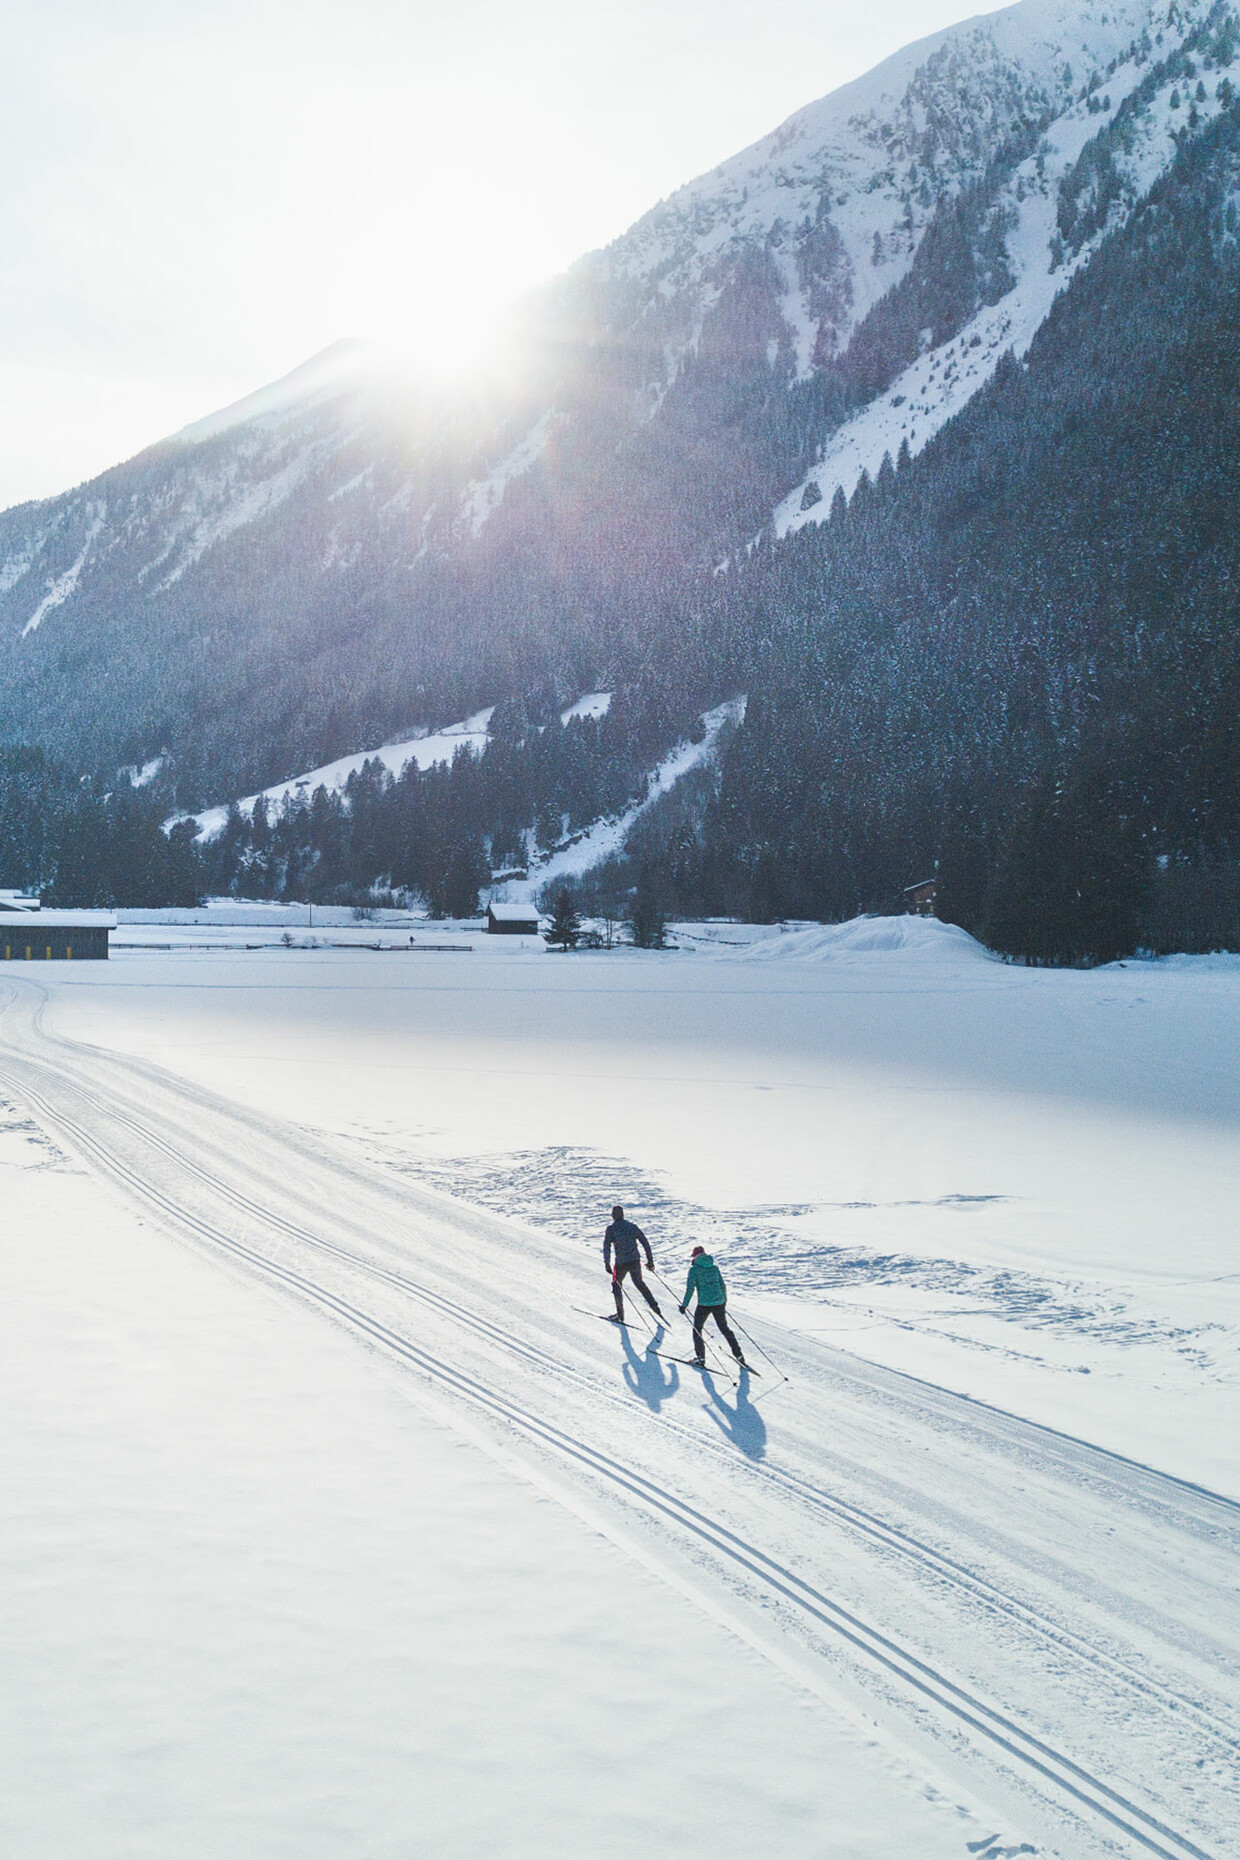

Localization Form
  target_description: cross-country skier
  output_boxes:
[680,1245,745,1367]
[604,1204,663,1322]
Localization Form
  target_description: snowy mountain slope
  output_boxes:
[602,0,1155,379]
[187,690,735,919]
[172,340,372,445]
[185,708,495,842]
[776,2,1240,528]
[495,697,745,904]
[185,693,610,839]
[19,507,105,636]
[0,0,1236,806]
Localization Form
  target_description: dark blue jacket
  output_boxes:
[605,1218,652,1271]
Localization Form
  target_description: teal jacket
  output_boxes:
[682,1252,726,1308]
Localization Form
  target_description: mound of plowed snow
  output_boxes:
[717,914,993,964]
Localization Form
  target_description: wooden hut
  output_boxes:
[0,909,116,960]
[485,901,540,935]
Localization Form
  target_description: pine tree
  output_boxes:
[628,864,668,948]
[544,890,583,951]
[428,837,488,918]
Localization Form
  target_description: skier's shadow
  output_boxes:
[702,1368,767,1460]
[620,1324,679,1410]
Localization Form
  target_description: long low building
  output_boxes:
[0,910,117,960]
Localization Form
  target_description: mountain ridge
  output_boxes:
[0,0,1232,821]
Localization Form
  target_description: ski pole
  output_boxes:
[653,1265,783,1381]
[719,1307,788,1384]
[654,1264,780,1383]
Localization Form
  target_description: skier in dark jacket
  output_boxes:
[604,1205,663,1322]
[680,1245,745,1367]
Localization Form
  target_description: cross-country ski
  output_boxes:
[571,1307,647,1329]
[645,1346,760,1379]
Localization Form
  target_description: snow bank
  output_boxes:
[1133,951,1240,975]
[716,913,994,964]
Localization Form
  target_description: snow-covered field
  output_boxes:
[2,917,1237,1857]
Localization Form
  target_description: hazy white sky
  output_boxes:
[0,0,986,508]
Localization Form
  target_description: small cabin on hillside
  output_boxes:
[903,878,937,917]
[486,901,540,936]
[0,909,116,960]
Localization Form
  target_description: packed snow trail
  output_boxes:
[1,976,1236,1859]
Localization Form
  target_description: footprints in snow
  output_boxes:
[0,1096,77,1172]
[350,1134,1211,1360]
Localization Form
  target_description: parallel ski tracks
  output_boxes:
[0,1019,1231,1860]
[15,1047,1238,1757]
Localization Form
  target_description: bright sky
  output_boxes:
[0,0,986,510]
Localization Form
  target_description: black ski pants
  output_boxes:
[613,1259,660,1318]
[693,1301,741,1362]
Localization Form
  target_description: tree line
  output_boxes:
[0,746,203,907]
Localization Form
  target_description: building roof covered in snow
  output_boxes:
[486,901,541,932]
[0,909,118,927]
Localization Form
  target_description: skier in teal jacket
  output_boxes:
[680,1246,745,1367]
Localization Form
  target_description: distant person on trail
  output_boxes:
[680,1245,745,1368]
[604,1205,663,1323]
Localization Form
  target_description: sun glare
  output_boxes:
[363,294,516,387]
[0,0,990,500]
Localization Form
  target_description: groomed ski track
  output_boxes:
[1,976,1236,1860]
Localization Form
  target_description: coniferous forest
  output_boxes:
[3,53,1240,964]
[0,747,203,908]
[694,104,1240,961]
